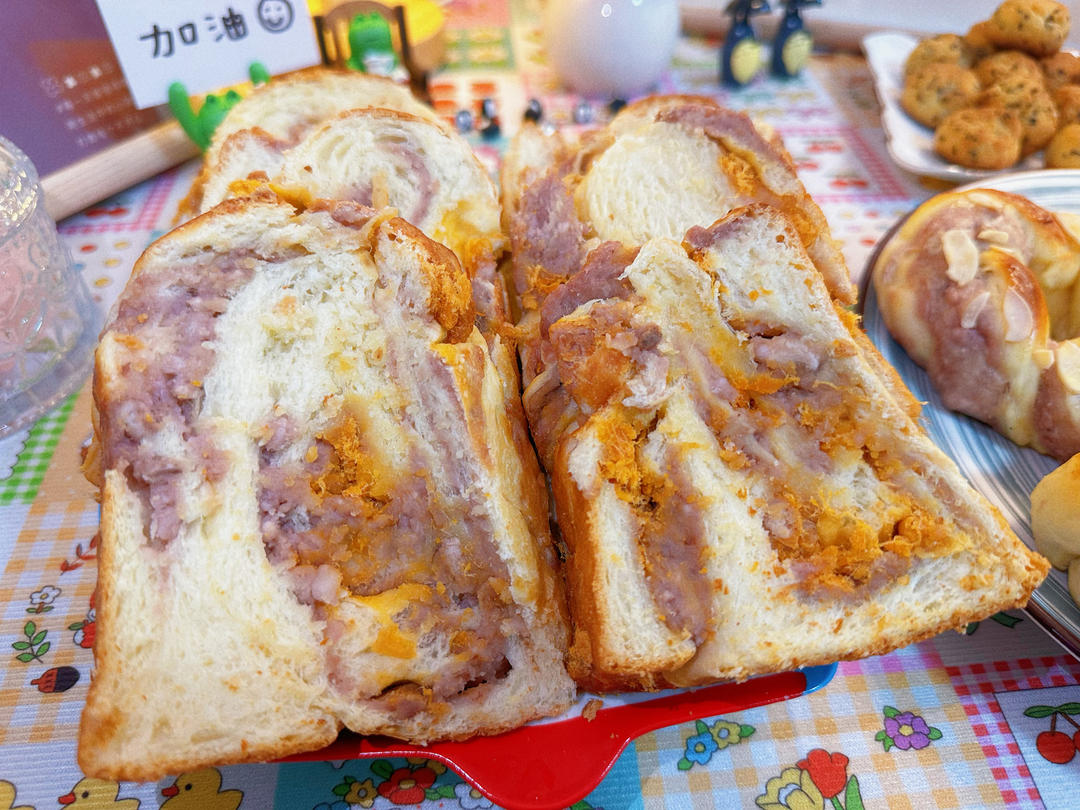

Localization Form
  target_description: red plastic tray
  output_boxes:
[282,663,836,809]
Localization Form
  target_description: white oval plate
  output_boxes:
[862,169,1080,658]
[861,31,1043,182]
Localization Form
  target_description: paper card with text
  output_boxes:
[93,0,321,109]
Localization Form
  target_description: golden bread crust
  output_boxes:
[510,191,1048,690]
[502,96,855,310]
[80,192,574,781]
[873,188,1080,461]
[178,67,439,222]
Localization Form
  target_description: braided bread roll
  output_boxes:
[873,188,1080,461]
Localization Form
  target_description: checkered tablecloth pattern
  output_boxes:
[0,1,1077,808]
[0,395,78,506]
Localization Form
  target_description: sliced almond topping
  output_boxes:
[942,229,979,286]
[1002,288,1034,342]
[967,191,1007,211]
[1056,211,1080,245]
[976,228,1010,245]
[990,245,1024,261]
[1032,347,1056,370]
[1056,340,1080,393]
[960,291,990,329]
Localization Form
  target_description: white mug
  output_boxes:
[542,0,680,97]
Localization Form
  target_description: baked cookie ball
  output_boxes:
[902,63,982,128]
[1042,50,1080,90]
[904,34,974,80]
[934,107,1023,169]
[979,76,1060,154]
[1055,84,1080,125]
[1045,122,1080,167]
[978,74,1044,106]
[964,21,999,63]
[986,0,1070,58]
[975,49,1046,87]
[1017,89,1062,154]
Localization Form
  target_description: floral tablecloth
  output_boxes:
[2,1,1078,808]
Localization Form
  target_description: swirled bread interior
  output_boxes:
[520,203,1047,691]
[178,67,441,220]
[500,96,855,307]
[79,193,573,782]
[200,108,511,347]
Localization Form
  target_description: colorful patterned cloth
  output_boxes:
[1,2,1077,807]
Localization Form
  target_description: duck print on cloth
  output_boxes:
[58,777,138,809]
[0,780,31,810]
[160,769,242,810]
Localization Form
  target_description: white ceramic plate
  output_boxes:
[861,169,1080,659]
[861,31,1043,182]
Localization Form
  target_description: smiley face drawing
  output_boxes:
[257,0,294,32]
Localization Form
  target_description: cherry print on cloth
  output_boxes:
[1025,703,1080,764]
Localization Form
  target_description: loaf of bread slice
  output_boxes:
[79,191,574,781]
[193,105,521,427]
[201,109,499,261]
[178,67,441,220]
[198,108,508,325]
[519,202,1048,691]
[500,95,855,308]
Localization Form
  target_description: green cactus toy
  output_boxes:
[169,62,271,152]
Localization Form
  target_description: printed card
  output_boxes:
[93,0,321,108]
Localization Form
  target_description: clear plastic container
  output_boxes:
[0,135,99,436]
